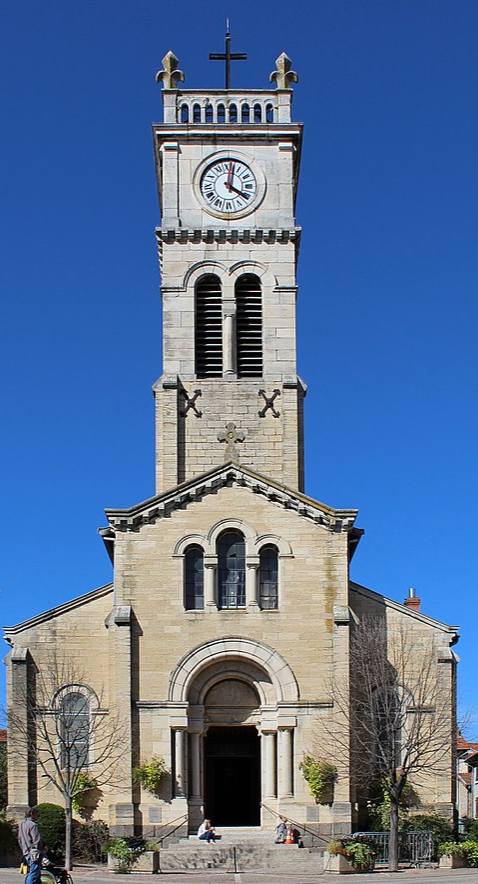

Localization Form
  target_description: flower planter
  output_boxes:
[439,854,466,869]
[135,850,159,873]
[325,851,374,874]
[108,850,159,873]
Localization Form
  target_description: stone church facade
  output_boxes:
[5,51,458,838]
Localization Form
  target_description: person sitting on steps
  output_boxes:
[275,815,287,843]
[198,819,217,843]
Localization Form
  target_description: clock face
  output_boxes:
[200,159,258,214]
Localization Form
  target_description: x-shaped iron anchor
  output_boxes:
[180,388,202,418]
[258,389,281,418]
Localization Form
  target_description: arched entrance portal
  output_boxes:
[169,638,299,830]
[203,678,261,826]
[205,726,261,825]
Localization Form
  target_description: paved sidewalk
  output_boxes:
[2,866,478,884]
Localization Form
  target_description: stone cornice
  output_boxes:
[104,462,358,534]
[156,227,301,247]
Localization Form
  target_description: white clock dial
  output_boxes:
[200,159,258,214]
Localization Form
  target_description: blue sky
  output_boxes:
[1,1,477,727]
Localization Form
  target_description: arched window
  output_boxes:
[185,546,204,610]
[235,274,263,377]
[195,274,223,378]
[217,104,226,123]
[218,531,245,609]
[253,103,262,123]
[205,103,213,123]
[180,104,189,123]
[259,546,279,609]
[241,104,250,123]
[266,103,274,123]
[193,103,201,123]
[59,689,90,769]
[229,104,237,123]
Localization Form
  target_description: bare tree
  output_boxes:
[8,651,126,869]
[323,617,455,871]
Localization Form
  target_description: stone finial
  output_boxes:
[269,52,298,89]
[155,51,185,89]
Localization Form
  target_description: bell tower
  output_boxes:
[152,48,305,492]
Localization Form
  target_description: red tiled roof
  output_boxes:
[0,730,6,743]
[457,735,478,752]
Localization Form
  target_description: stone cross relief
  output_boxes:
[218,423,245,463]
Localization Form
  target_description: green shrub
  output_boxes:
[72,819,109,862]
[34,803,65,856]
[409,812,453,848]
[466,820,478,842]
[0,815,18,855]
[462,840,478,867]
[299,756,337,803]
[439,841,464,857]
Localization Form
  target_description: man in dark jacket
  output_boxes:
[18,808,43,884]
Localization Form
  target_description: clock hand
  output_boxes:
[226,161,234,191]
[228,184,250,198]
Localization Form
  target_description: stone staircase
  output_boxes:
[158,827,325,872]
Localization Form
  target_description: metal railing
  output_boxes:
[353,831,433,866]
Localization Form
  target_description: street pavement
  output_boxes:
[1,865,478,884]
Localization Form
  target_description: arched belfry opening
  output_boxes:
[203,679,261,825]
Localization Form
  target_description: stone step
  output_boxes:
[158,842,325,872]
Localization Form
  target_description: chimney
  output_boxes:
[404,587,421,612]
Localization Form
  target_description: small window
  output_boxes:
[266,104,274,123]
[229,104,237,123]
[218,531,245,609]
[185,546,204,610]
[180,104,189,123]
[205,103,213,123]
[217,104,226,123]
[241,104,250,123]
[193,103,201,123]
[60,690,90,769]
[259,546,279,609]
[253,104,262,123]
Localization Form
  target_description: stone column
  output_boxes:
[6,648,32,817]
[246,558,260,609]
[263,730,277,798]
[223,301,236,378]
[190,731,201,799]
[174,728,187,797]
[278,727,293,797]
[204,557,217,610]
[107,606,135,836]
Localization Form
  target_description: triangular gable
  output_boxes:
[102,460,360,535]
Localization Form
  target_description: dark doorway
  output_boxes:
[204,726,261,825]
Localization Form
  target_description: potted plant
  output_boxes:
[132,757,167,794]
[438,842,467,869]
[326,837,376,873]
[107,835,159,874]
[299,755,338,804]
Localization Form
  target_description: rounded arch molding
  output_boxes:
[168,636,299,704]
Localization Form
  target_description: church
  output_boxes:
[5,48,458,840]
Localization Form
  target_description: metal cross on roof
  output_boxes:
[209,20,247,89]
